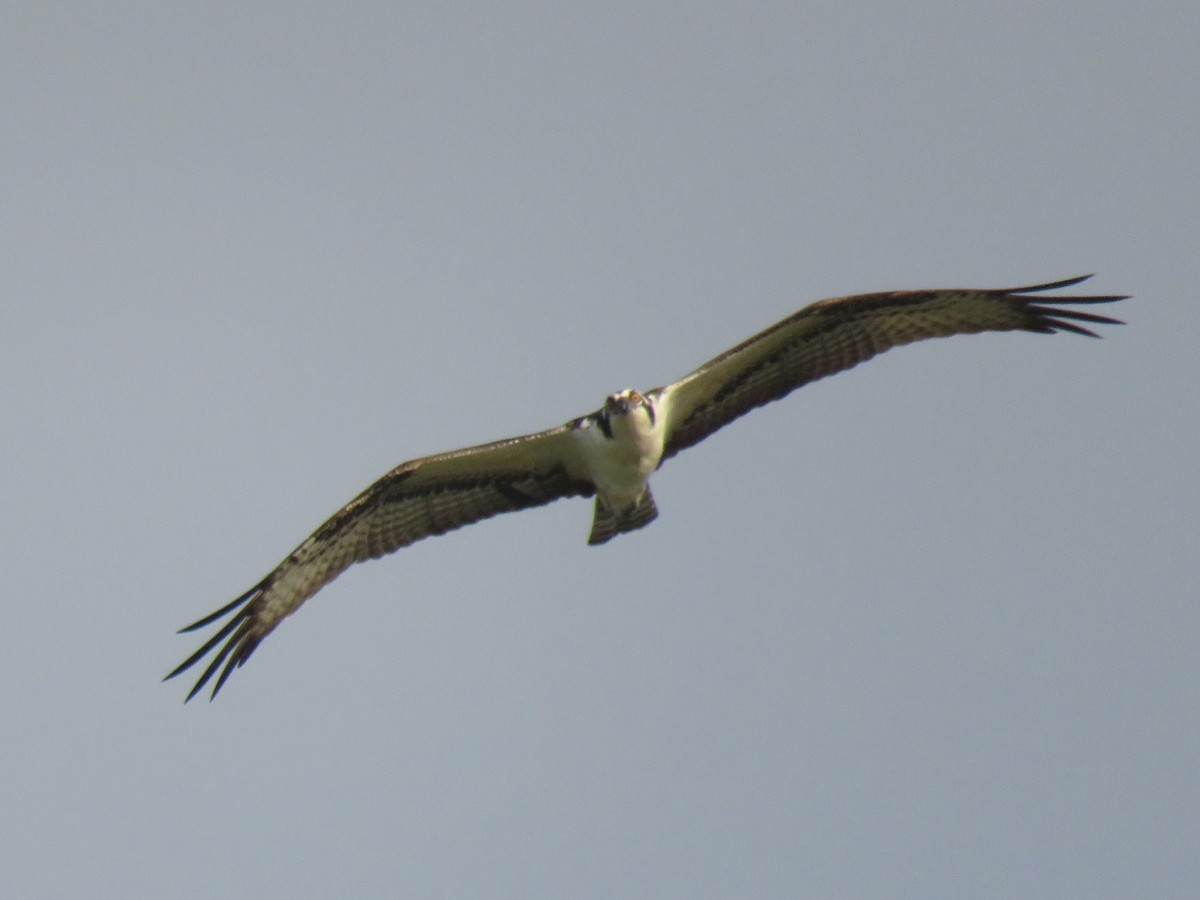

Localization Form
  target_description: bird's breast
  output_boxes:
[571,409,665,506]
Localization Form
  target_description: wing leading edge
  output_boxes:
[165,426,594,700]
[168,275,1125,701]
[648,276,1125,461]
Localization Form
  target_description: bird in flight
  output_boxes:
[166,275,1125,700]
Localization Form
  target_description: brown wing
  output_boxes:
[649,275,1125,462]
[165,425,594,701]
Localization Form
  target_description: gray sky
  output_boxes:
[3,3,1197,898]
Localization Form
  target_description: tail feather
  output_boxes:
[587,489,659,545]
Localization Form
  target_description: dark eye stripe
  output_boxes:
[595,409,613,439]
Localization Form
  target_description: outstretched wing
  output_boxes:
[649,276,1125,462]
[165,425,595,701]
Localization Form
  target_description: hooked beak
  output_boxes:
[606,391,643,414]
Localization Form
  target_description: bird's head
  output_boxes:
[592,389,657,437]
[604,389,646,416]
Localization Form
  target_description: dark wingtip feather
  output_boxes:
[1007,275,1129,305]
[177,581,264,633]
[1035,305,1125,326]
[1038,317,1104,338]
[184,619,250,703]
[208,636,259,701]
[164,611,246,682]
[1011,277,1128,339]
[165,584,265,702]
[1009,274,1095,293]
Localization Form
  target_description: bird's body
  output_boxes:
[167,276,1126,700]
[572,389,665,542]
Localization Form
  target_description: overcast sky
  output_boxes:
[3,4,1197,898]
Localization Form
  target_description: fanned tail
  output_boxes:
[587,489,659,545]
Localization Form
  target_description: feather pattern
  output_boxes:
[649,276,1124,461]
[167,275,1124,701]
[165,427,593,700]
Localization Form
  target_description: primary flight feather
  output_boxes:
[166,275,1125,700]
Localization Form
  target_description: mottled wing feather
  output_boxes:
[169,275,1127,702]
[650,276,1125,461]
[165,424,594,701]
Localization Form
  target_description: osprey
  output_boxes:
[167,275,1125,700]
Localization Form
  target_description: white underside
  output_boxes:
[570,401,666,508]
